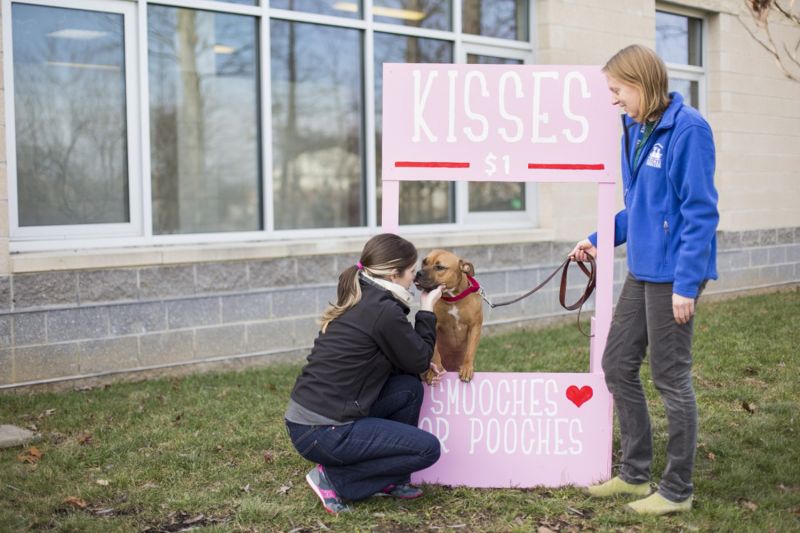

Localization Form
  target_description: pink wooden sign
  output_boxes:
[381,64,619,184]
[411,373,612,488]
[381,63,620,487]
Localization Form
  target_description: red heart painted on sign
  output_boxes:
[566,385,593,407]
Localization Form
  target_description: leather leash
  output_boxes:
[480,255,597,337]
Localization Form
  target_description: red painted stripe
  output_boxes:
[528,163,605,170]
[395,161,470,168]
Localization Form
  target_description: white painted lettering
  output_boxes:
[497,379,510,415]
[436,416,450,453]
[478,379,494,415]
[554,418,569,455]
[446,377,460,415]
[447,70,458,143]
[536,418,550,454]
[486,418,501,454]
[512,379,525,416]
[569,419,583,455]
[413,70,438,142]
[469,418,483,454]
[530,71,559,143]
[429,384,444,415]
[562,72,590,143]
[498,71,524,142]
[503,418,518,454]
[530,378,544,415]
[463,380,477,415]
[521,418,536,454]
[545,379,558,416]
[463,71,489,142]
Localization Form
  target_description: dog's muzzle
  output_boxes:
[414,271,440,291]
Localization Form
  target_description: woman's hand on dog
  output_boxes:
[426,363,446,386]
[419,284,445,312]
[570,239,597,262]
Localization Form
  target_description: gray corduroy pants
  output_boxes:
[602,273,706,503]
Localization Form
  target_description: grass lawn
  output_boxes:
[1,289,798,532]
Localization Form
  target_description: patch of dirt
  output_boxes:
[141,511,232,532]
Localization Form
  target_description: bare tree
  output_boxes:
[741,0,800,82]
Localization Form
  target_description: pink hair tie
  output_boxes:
[356,261,364,270]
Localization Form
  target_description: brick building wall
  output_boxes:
[1,228,797,387]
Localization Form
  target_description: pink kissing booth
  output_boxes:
[381,64,619,487]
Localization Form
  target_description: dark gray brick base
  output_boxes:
[1,227,797,387]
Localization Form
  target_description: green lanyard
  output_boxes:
[632,121,656,168]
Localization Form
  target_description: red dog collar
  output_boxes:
[441,275,481,303]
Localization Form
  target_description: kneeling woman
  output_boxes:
[285,233,444,514]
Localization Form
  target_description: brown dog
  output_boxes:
[415,250,483,383]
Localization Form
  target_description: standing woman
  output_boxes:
[571,44,719,515]
[285,233,444,514]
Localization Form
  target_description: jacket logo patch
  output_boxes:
[646,143,663,168]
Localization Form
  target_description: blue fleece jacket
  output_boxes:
[589,92,719,298]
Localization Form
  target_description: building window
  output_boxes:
[374,33,454,225]
[656,9,704,111]
[11,3,132,229]
[6,0,533,250]
[463,0,528,41]
[374,0,452,30]
[148,6,262,235]
[271,0,363,19]
[271,20,364,230]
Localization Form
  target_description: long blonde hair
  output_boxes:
[603,44,670,123]
[320,234,418,333]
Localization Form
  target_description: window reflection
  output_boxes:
[373,0,451,31]
[271,0,362,19]
[463,0,528,41]
[12,4,129,227]
[148,6,261,235]
[466,54,524,212]
[467,54,521,65]
[375,33,453,225]
[656,11,702,66]
[271,21,364,229]
[668,78,699,109]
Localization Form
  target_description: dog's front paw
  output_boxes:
[424,362,445,386]
[423,368,437,385]
[458,365,474,382]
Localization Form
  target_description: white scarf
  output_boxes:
[361,272,413,307]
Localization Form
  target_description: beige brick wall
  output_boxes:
[708,4,800,232]
[0,6,8,275]
[539,0,800,242]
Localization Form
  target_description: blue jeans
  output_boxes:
[286,374,441,501]
[603,273,705,503]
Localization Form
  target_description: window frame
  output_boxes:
[4,0,144,243]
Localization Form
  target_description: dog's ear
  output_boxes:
[460,261,475,276]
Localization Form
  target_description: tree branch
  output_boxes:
[741,0,800,82]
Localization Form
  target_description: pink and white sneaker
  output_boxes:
[306,465,351,514]
[374,483,424,499]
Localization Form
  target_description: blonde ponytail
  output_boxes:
[320,266,362,333]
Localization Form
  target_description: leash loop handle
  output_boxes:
[482,255,597,337]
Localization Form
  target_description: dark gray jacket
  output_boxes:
[289,278,437,422]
